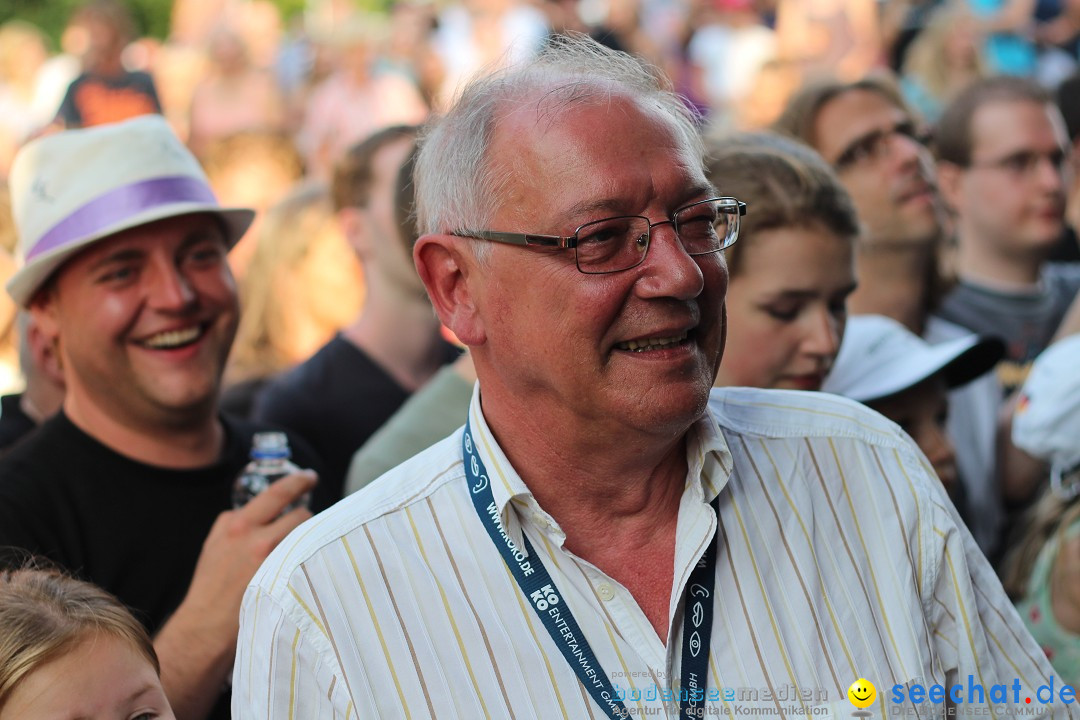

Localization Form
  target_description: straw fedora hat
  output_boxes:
[6,115,254,307]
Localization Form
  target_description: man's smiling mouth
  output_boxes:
[614,331,689,352]
[135,324,206,350]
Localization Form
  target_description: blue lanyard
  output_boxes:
[463,417,717,719]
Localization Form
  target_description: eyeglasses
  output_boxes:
[453,197,746,274]
[833,120,932,172]
[967,149,1068,178]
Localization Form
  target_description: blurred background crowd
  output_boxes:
[0,0,1078,402]
[1,0,1080,400]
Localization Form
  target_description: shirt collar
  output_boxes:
[466,383,735,546]
[466,383,535,549]
[689,400,735,503]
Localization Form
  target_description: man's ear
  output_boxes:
[337,207,369,258]
[27,286,59,343]
[936,161,964,213]
[27,286,63,376]
[25,312,64,385]
[414,234,485,347]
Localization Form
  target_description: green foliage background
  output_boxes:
[0,0,310,47]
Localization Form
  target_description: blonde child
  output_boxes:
[1002,334,1080,686]
[0,566,174,719]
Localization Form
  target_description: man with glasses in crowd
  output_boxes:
[774,77,943,335]
[935,76,1080,508]
[936,76,1078,395]
[233,36,1061,718]
[774,77,1007,557]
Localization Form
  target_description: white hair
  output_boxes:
[414,34,704,246]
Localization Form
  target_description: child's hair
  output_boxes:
[0,565,159,708]
[1001,482,1080,599]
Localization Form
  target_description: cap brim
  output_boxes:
[866,335,1004,402]
[940,336,1005,389]
[6,204,254,307]
[830,333,1005,403]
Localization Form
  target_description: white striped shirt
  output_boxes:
[233,386,1071,719]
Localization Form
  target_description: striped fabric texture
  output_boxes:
[233,385,1072,719]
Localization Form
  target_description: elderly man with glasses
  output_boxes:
[233,37,1063,719]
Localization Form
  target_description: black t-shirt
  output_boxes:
[253,334,460,502]
[0,413,321,720]
[0,394,36,452]
[56,71,162,128]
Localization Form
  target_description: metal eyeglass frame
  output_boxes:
[452,196,747,274]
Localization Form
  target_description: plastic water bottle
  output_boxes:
[232,432,309,511]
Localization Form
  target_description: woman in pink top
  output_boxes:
[188,26,285,156]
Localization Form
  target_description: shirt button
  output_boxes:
[597,583,615,601]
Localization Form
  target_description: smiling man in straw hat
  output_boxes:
[0,115,319,720]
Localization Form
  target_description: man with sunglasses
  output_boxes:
[233,37,1061,718]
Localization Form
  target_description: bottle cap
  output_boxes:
[251,431,291,460]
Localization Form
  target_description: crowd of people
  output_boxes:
[0,0,1079,718]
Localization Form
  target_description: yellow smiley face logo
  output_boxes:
[847,678,876,709]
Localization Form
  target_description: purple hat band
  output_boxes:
[28,175,219,262]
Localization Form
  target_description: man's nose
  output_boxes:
[1035,152,1067,193]
[891,131,929,172]
[148,259,197,310]
[637,223,706,301]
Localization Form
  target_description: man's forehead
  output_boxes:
[501,87,693,147]
[66,214,227,267]
[492,93,705,196]
[970,99,1068,154]
[814,88,910,161]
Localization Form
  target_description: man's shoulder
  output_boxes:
[255,337,374,411]
[0,394,36,450]
[1043,261,1080,291]
[709,387,958,560]
[709,386,910,449]
[261,338,346,390]
[0,415,96,552]
[0,413,88,483]
[248,430,465,599]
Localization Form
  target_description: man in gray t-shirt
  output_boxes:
[935,76,1078,395]
[937,264,1080,394]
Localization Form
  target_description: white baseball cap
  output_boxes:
[1013,333,1080,498]
[823,314,1004,402]
[6,115,254,307]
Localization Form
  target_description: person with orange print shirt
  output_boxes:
[55,0,161,129]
